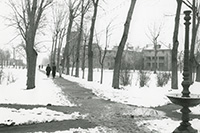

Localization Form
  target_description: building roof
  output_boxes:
[143,44,171,51]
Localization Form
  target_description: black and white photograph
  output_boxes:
[0,0,200,132]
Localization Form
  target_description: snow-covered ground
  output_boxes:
[62,68,200,132]
[0,67,200,132]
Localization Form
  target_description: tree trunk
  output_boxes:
[50,36,55,66]
[53,32,58,63]
[57,42,61,70]
[189,0,196,84]
[63,17,74,75]
[57,30,65,70]
[26,45,37,89]
[100,51,107,84]
[171,0,182,89]
[75,11,84,77]
[82,41,86,79]
[26,5,38,89]
[100,64,103,84]
[154,44,157,74]
[71,46,75,76]
[88,0,99,81]
[112,0,136,89]
[196,65,200,82]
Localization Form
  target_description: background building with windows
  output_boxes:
[143,45,171,71]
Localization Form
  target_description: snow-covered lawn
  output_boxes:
[0,67,200,132]
[0,68,74,106]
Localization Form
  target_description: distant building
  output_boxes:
[103,46,143,70]
[82,43,102,68]
[143,45,172,71]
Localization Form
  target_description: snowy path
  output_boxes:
[51,74,165,133]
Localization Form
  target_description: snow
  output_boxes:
[0,107,84,126]
[34,126,116,133]
[62,69,200,132]
[0,67,200,132]
[137,118,200,133]
[0,68,113,132]
[0,68,74,106]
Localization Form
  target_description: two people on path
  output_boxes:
[45,63,56,78]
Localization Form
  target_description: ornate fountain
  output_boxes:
[167,10,200,133]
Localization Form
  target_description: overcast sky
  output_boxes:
[96,0,190,50]
[0,0,192,62]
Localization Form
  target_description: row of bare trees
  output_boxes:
[48,0,137,89]
[10,0,198,91]
[6,0,157,89]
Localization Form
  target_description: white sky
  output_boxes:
[0,0,192,62]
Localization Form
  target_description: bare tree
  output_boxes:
[96,21,112,84]
[87,0,100,81]
[57,28,66,69]
[171,0,182,89]
[112,0,136,89]
[196,42,200,81]
[52,30,59,64]
[70,44,76,76]
[146,24,162,74]
[75,0,91,77]
[63,0,81,75]
[81,31,89,79]
[189,0,200,83]
[51,1,67,70]
[9,0,52,89]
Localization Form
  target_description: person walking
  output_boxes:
[46,64,51,77]
[52,62,56,79]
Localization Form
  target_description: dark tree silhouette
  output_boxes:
[112,0,137,89]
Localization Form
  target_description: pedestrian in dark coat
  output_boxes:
[46,64,51,77]
[52,62,56,78]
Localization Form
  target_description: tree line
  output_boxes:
[0,49,11,68]
[6,0,136,89]
[6,0,200,90]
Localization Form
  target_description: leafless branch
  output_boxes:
[183,0,193,9]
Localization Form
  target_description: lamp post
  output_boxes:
[167,10,200,133]
[181,10,191,97]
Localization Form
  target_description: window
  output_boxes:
[159,63,164,70]
[159,56,164,60]
[146,57,151,60]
